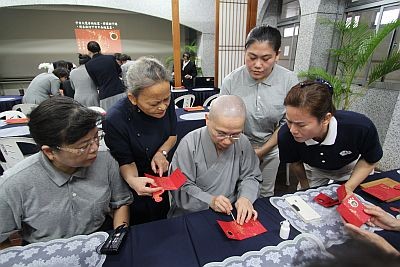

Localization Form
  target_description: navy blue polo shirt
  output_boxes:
[278,110,383,170]
[104,97,177,175]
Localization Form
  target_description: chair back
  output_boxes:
[12,104,38,115]
[0,137,37,170]
[174,94,195,108]
[203,94,219,107]
[0,110,27,120]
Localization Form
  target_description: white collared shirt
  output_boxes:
[305,116,338,146]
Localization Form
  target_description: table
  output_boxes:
[103,169,400,267]
[0,232,108,267]
[175,107,207,142]
[0,95,22,112]
[172,88,219,107]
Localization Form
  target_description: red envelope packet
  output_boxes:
[183,106,205,112]
[217,219,267,240]
[5,118,29,124]
[362,183,400,201]
[145,168,187,202]
[336,184,347,202]
[314,193,340,207]
[336,194,370,227]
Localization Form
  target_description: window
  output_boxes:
[344,2,400,85]
[278,0,300,70]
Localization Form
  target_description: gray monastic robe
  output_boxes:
[168,126,262,218]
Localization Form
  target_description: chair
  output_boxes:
[174,94,195,108]
[202,94,219,107]
[0,110,27,120]
[0,137,37,170]
[88,106,106,115]
[12,104,38,115]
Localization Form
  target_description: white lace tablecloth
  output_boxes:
[203,233,331,267]
[270,184,380,248]
[0,232,108,267]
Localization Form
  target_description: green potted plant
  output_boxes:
[299,19,400,110]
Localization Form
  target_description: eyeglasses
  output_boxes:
[215,132,241,141]
[56,130,105,155]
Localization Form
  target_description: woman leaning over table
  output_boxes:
[278,80,383,196]
[104,57,177,225]
[220,25,298,197]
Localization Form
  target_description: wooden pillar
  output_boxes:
[171,0,182,88]
[214,0,220,87]
[246,0,258,35]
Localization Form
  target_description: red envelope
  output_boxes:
[217,219,267,240]
[336,194,370,227]
[145,168,187,202]
[336,184,347,202]
[183,106,205,112]
[362,183,400,201]
[314,193,340,207]
[5,118,29,124]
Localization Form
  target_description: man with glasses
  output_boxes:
[168,95,261,225]
[0,96,133,249]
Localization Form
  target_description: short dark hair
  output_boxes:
[78,54,91,65]
[28,96,101,148]
[182,52,191,58]
[52,67,69,79]
[87,41,101,53]
[245,25,281,53]
[284,80,336,121]
[120,54,131,62]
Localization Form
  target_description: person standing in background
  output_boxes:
[23,67,69,105]
[85,41,126,111]
[220,25,298,197]
[172,52,197,89]
[70,54,99,107]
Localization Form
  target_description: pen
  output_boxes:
[230,212,236,222]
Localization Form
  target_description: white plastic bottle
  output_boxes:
[279,220,290,240]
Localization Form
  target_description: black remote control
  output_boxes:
[99,224,129,255]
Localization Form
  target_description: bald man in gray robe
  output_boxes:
[168,95,262,224]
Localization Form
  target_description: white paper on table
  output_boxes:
[0,97,17,101]
[179,112,208,121]
[0,126,30,137]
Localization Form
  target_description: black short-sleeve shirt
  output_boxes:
[104,97,177,175]
[278,110,383,170]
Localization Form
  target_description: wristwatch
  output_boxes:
[159,150,168,158]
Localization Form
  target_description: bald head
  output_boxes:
[208,95,246,122]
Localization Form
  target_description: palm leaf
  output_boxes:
[355,20,400,70]
[368,51,400,85]
[298,67,347,109]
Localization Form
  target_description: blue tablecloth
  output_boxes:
[103,169,400,267]
[0,95,22,112]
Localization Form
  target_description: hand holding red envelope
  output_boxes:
[145,168,187,202]
[217,219,267,240]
